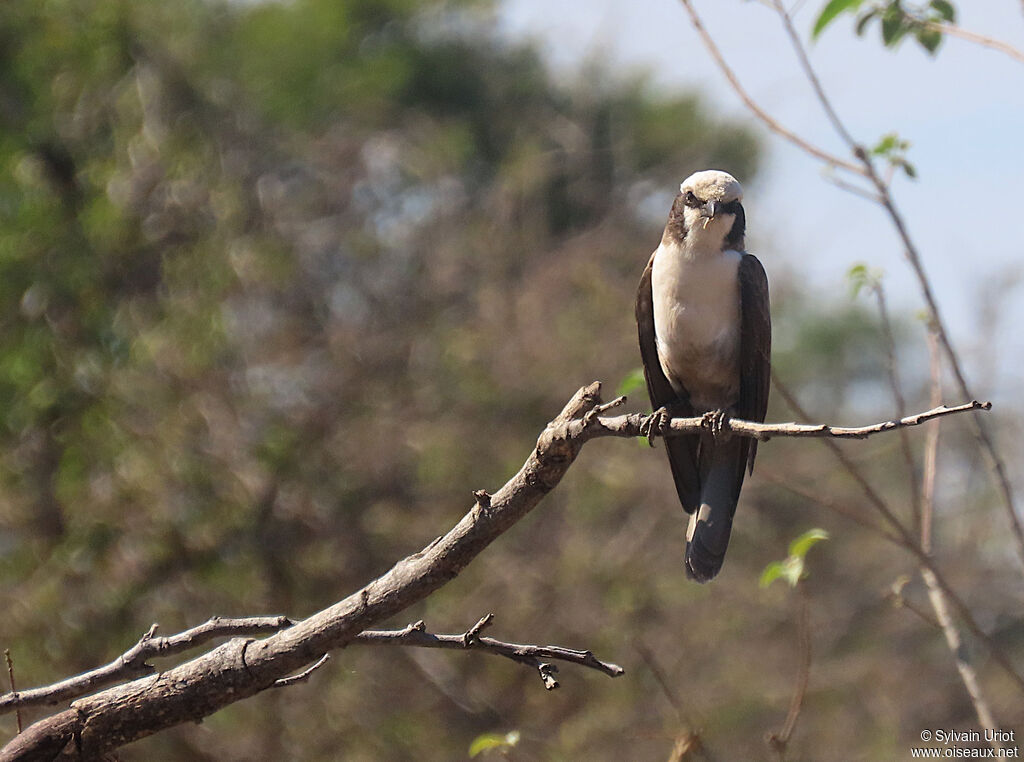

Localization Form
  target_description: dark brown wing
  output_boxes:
[636,250,701,513]
[736,253,771,475]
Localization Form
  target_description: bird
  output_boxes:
[635,170,771,582]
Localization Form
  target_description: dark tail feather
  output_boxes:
[685,437,745,582]
[665,434,701,514]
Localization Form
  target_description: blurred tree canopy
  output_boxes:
[1,0,1017,760]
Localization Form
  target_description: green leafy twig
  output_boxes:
[813,0,1024,63]
[469,730,520,758]
[760,529,830,589]
[761,530,827,760]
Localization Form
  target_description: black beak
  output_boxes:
[700,200,721,220]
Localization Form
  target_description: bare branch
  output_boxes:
[760,472,901,544]
[767,582,812,760]
[771,375,1024,696]
[0,383,1008,759]
[354,618,624,689]
[4,651,20,735]
[760,0,1024,573]
[0,383,616,760]
[923,20,1024,65]
[685,0,1024,572]
[918,330,1003,751]
[272,655,330,689]
[677,0,866,176]
[886,577,940,630]
[0,616,294,716]
[589,399,989,444]
[871,282,922,529]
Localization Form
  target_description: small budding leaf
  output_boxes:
[761,529,829,588]
[759,561,785,588]
[788,528,830,560]
[847,263,869,299]
[469,731,521,758]
[846,263,883,299]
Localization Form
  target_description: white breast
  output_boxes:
[650,241,742,412]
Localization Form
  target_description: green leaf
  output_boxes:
[929,0,955,22]
[871,132,898,156]
[855,8,880,36]
[788,528,830,560]
[812,0,865,39]
[896,157,918,178]
[881,8,910,46]
[916,27,943,54]
[846,262,870,298]
[616,367,646,397]
[759,561,785,588]
[469,731,521,758]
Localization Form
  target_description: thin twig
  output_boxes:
[589,399,988,444]
[771,375,1024,695]
[4,651,20,734]
[272,654,330,688]
[920,329,941,554]
[872,283,922,530]
[762,0,1024,573]
[918,329,1002,751]
[923,20,1024,65]
[760,472,901,544]
[822,172,882,203]
[0,615,294,715]
[886,576,941,630]
[677,0,865,176]
[768,0,859,147]
[636,645,716,762]
[767,582,812,760]
[354,618,625,689]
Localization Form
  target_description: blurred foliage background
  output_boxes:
[1,0,1021,759]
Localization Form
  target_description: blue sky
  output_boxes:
[497,0,1024,401]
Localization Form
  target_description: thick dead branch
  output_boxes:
[0,384,996,761]
[0,616,293,716]
[0,383,610,761]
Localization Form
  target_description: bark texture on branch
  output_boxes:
[1,384,606,762]
[0,384,987,761]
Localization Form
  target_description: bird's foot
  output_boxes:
[640,406,673,446]
[701,409,729,439]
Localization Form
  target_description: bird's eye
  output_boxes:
[684,191,699,206]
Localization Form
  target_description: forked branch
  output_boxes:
[0,383,993,761]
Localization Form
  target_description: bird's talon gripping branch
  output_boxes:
[701,409,729,438]
[639,406,671,445]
